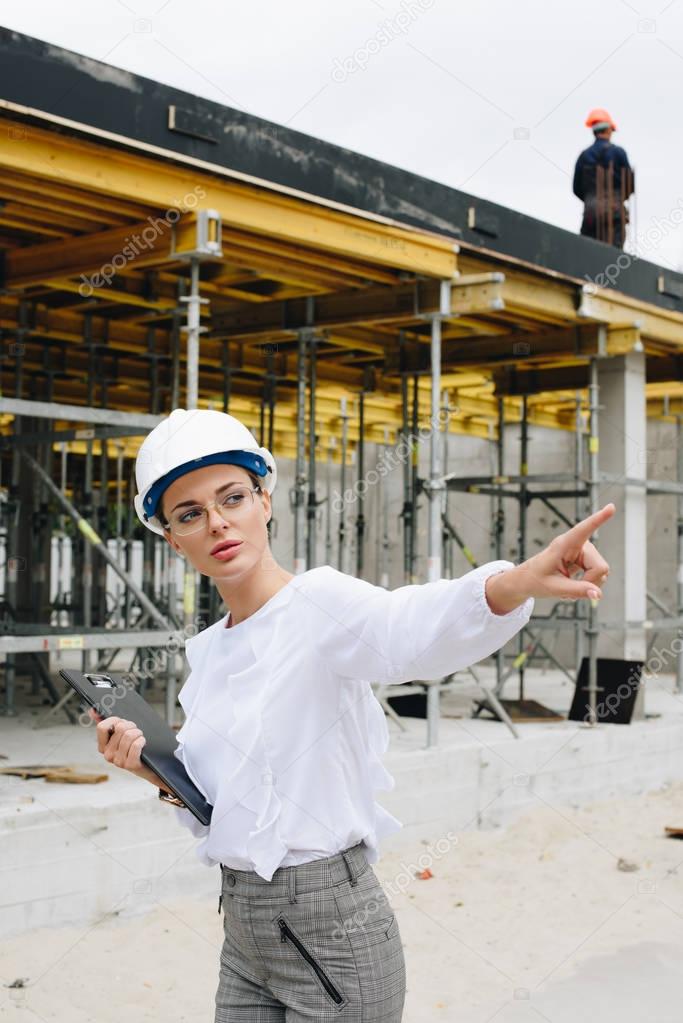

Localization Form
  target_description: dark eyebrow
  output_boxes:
[169,481,245,514]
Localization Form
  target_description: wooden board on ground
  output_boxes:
[0,764,108,784]
[498,699,565,723]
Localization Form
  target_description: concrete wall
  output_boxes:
[267,418,678,674]
[25,418,677,679]
[3,707,683,941]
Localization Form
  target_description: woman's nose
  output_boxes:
[207,505,229,530]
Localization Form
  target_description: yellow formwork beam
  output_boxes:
[211,275,505,340]
[4,113,683,435]
[500,272,580,324]
[459,257,683,351]
[0,115,458,279]
[578,287,683,346]
[42,279,179,313]
[4,214,206,289]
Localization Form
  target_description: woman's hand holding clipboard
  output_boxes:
[60,669,212,824]
[88,709,172,793]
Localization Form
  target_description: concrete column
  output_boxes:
[596,351,647,661]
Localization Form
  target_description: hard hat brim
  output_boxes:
[142,450,272,523]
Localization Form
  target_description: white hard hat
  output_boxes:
[134,408,277,536]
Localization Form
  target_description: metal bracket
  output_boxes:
[170,209,223,260]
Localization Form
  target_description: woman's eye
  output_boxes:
[223,494,245,507]
[179,508,202,523]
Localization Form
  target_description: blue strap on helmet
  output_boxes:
[143,451,269,521]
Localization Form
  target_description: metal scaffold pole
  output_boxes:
[355,389,366,578]
[574,392,587,679]
[586,357,600,725]
[410,374,419,583]
[425,281,450,747]
[306,332,318,570]
[170,280,183,410]
[170,212,223,714]
[325,436,336,568]
[56,442,70,628]
[293,328,308,574]
[378,427,390,589]
[183,258,202,410]
[440,391,451,579]
[142,324,157,645]
[3,303,27,715]
[399,348,412,585]
[266,346,276,454]
[82,312,95,676]
[677,414,683,693]
[428,295,445,584]
[494,398,506,692]
[97,335,111,652]
[516,395,529,703]
[338,398,348,573]
[114,442,125,628]
[180,258,201,705]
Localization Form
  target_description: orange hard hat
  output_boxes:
[585,107,617,131]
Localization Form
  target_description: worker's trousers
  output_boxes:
[216,841,406,1021]
[580,200,626,248]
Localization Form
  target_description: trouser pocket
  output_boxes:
[332,867,398,947]
[276,914,347,1008]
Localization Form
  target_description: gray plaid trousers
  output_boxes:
[216,842,406,1021]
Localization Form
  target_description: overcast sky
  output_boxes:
[2,0,683,271]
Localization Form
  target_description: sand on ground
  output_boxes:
[2,782,683,1022]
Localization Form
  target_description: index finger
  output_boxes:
[566,503,616,542]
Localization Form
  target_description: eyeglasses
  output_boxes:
[165,485,261,536]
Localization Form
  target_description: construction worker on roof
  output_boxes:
[573,108,634,249]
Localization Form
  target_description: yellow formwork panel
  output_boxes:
[2,113,683,439]
[0,116,458,280]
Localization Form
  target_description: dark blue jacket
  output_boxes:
[573,138,633,202]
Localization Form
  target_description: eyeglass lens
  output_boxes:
[169,486,256,534]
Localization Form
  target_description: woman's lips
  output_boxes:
[211,542,243,561]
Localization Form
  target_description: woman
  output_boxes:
[93,407,612,1021]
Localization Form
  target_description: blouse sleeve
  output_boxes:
[310,561,533,685]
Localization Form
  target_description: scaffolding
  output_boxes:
[424,358,683,731]
[2,107,683,747]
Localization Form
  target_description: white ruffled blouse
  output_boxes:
[172,561,534,881]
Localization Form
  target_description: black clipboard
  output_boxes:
[60,669,213,826]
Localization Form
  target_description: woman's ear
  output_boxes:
[262,489,272,526]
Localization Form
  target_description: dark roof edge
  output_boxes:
[1,27,682,315]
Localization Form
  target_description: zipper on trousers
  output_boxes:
[217,893,222,914]
[278,918,344,1005]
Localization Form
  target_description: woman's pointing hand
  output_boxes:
[485,503,615,614]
